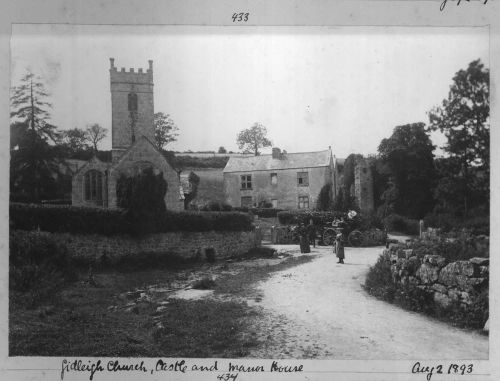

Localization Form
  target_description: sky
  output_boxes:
[10,24,489,158]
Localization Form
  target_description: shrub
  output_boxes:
[117,168,167,235]
[424,213,489,236]
[364,252,396,302]
[236,207,284,218]
[393,285,434,314]
[200,201,233,212]
[10,231,77,306]
[359,229,387,247]
[316,183,333,211]
[358,213,384,231]
[446,289,489,329]
[410,235,488,261]
[277,210,344,226]
[207,206,284,218]
[383,214,420,235]
[10,203,254,235]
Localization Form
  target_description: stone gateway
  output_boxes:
[71,59,184,211]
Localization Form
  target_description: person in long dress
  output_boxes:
[307,218,316,248]
[298,223,311,253]
[334,233,345,264]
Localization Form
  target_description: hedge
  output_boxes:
[10,203,253,235]
[234,207,285,218]
[10,230,77,306]
[277,210,345,225]
[199,202,284,218]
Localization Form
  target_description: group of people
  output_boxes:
[296,219,345,264]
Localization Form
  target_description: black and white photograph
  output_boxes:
[1,1,498,380]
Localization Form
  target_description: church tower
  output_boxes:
[109,58,154,162]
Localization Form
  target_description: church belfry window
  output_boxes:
[128,93,138,111]
[84,170,103,204]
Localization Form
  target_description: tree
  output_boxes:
[316,183,333,211]
[85,124,108,152]
[378,123,436,218]
[427,59,489,217]
[10,122,60,202]
[236,123,272,156]
[183,171,200,210]
[62,128,91,154]
[10,70,58,142]
[116,168,168,235]
[378,177,399,219]
[332,186,356,212]
[154,112,179,150]
[218,146,227,154]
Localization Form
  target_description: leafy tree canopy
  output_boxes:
[10,70,58,142]
[427,59,489,217]
[428,59,489,171]
[85,124,108,152]
[236,123,272,156]
[377,123,436,218]
[61,128,91,154]
[154,112,179,151]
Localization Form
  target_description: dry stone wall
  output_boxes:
[387,249,489,311]
[28,230,261,264]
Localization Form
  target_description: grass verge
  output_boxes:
[10,251,312,356]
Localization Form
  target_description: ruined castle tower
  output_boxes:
[109,58,154,162]
[354,158,374,213]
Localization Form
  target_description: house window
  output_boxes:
[298,195,309,209]
[241,196,253,208]
[270,173,278,185]
[84,170,103,203]
[128,93,138,111]
[297,172,309,186]
[241,174,252,190]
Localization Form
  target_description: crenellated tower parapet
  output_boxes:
[109,58,155,162]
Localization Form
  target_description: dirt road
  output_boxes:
[248,245,488,359]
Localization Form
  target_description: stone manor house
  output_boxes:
[71,59,184,210]
[223,147,375,212]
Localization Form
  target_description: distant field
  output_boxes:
[185,167,225,206]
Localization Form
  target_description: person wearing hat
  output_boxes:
[334,233,345,264]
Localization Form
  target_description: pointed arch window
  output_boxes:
[84,170,103,203]
[128,93,138,111]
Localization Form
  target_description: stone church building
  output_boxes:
[71,59,184,210]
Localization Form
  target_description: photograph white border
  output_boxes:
[1,1,498,380]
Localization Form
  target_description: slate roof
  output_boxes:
[223,149,333,173]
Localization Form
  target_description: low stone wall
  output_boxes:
[36,229,261,263]
[388,249,489,310]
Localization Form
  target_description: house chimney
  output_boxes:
[272,147,281,159]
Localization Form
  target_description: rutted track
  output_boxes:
[247,245,488,359]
